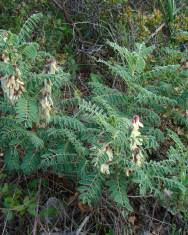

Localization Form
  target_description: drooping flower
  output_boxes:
[3,31,8,42]
[101,144,113,162]
[2,52,9,63]
[43,58,58,74]
[106,146,113,161]
[50,59,58,74]
[94,142,113,175]
[100,163,110,175]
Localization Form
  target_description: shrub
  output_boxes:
[0,14,187,218]
[77,42,188,215]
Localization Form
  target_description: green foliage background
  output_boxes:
[0,1,188,234]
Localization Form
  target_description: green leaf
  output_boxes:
[19,13,43,42]
[78,173,104,205]
[22,42,39,59]
[107,176,133,212]
[4,149,20,171]
[15,96,39,128]
[90,73,103,83]
[21,150,40,174]
[27,203,37,217]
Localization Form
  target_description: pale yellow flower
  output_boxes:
[100,163,110,175]
[130,115,144,167]
[135,152,143,167]
[106,146,113,161]
[130,128,141,139]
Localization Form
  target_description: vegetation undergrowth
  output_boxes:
[0,1,187,234]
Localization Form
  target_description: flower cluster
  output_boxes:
[40,80,53,121]
[130,115,144,167]
[40,59,58,121]
[0,37,25,103]
[125,115,144,177]
[1,68,25,103]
